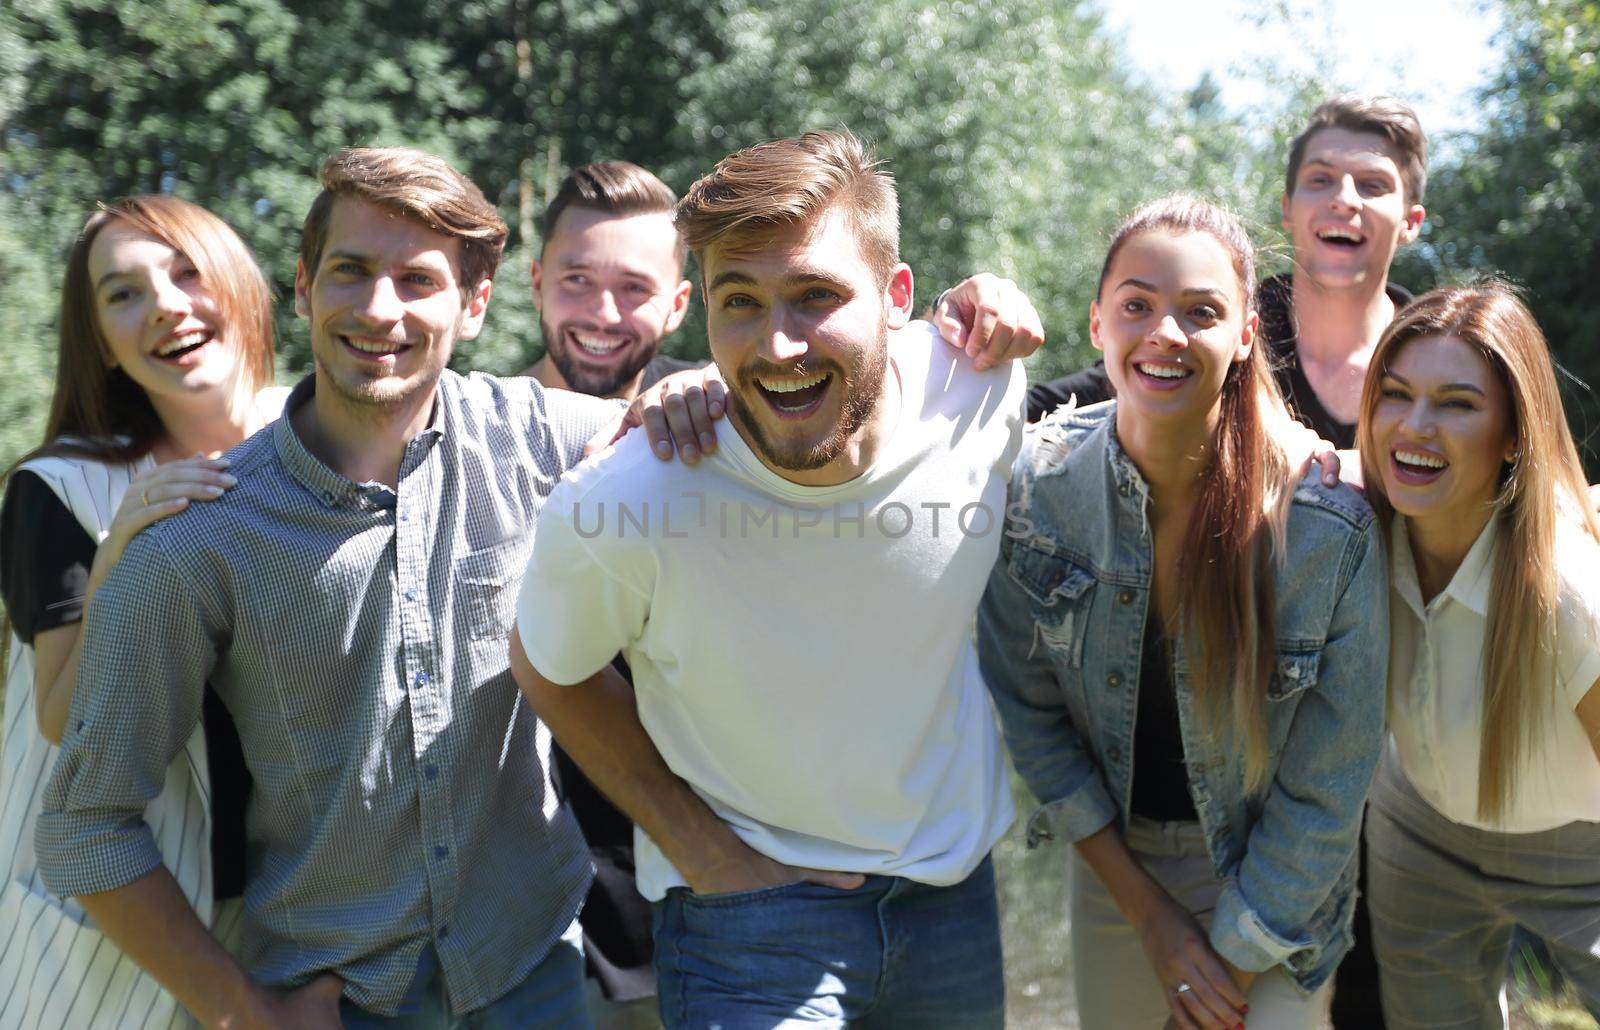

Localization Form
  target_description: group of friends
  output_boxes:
[0,92,1597,1030]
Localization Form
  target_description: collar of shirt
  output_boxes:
[1390,510,1499,621]
[274,374,445,510]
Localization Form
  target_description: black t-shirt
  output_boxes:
[1129,617,1197,823]
[1024,275,1415,448]
[0,469,252,899]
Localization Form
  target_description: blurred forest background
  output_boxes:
[2,2,1599,1025]
[2,0,1598,473]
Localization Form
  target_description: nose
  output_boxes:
[1331,174,1362,211]
[758,308,809,364]
[1147,314,1187,350]
[1400,398,1435,437]
[149,272,194,324]
[355,275,404,326]
[592,289,622,326]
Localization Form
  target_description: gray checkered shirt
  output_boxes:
[37,370,622,1016]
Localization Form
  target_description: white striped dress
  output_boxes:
[0,451,239,1030]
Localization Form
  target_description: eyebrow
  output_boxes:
[708,269,852,293]
[1113,279,1228,302]
[1383,370,1487,397]
[1301,158,1397,179]
[559,258,661,283]
[94,269,132,290]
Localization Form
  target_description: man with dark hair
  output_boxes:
[36,146,635,1027]
[523,160,699,401]
[1027,91,1426,453]
[514,129,1021,1028]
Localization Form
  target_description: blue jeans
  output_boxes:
[339,937,589,1029]
[652,855,1004,1028]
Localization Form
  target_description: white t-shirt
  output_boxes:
[516,322,1023,901]
[1388,512,1600,832]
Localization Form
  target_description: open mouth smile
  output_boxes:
[153,329,215,362]
[1390,446,1449,485]
[339,333,412,363]
[755,371,833,418]
[1133,361,1193,389]
[1316,226,1367,249]
[569,329,633,361]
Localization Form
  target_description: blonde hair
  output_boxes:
[675,129,899,287]
[1357,280,1600,822]
[1100,195,1293,790]
[19,195,274,470]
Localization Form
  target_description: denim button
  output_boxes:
[434,845,448,860]
[1118,483,1131,497]
[1117,590,1134,605]
[1108,745,1122,761]
[437,924,450,940]
[1106,673,1123,688]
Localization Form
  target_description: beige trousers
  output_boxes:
[1069,817,1330,1029]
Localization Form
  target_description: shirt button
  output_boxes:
[415,671,430,687]
[1117,590,1134,605]
[404,587,418,602]
[437,925,450,940]
[434,845,449,860]
[424,765,439,780]
[400,510,409,522]
[1106,673,1123,688]
[1108,745,1122,761]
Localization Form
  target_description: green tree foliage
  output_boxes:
[1405,0,1600,468]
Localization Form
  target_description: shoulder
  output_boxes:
[896,320,1026,419]
[640,353,707,389]
[1021,401,1113,471]
[448,370,623,466]
[547,429,682,517]
[1286,465,1375,534]
[1555,517,1600,637]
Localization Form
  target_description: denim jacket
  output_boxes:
[977,402,1388,991]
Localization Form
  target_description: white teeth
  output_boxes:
[757,372,830,393]
[156,331,209,357]
[1136,363,1190,380]
[573,331,625,356]
[1317,227,1363,243]
[1395,449,1447,470]
[345,336,403,355]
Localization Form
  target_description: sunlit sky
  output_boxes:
[1100,0,1504,136]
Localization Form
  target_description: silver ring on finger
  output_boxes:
[1175,981,1193,995]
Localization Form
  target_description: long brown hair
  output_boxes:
[17,196,274,470]
[1099,195,1293,790]
[1358,280,1600,822]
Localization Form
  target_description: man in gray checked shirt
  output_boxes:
[36,147,639,1027]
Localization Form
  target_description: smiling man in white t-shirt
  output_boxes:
[511,129,1024,1028]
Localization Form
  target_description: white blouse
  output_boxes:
[1387,512,1600,833]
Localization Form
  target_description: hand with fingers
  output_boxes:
[1133,889,1250,1030]
[687,836,865,898]
[94,456,236,587]
[932,273,1046,370]
[600,364,729,464]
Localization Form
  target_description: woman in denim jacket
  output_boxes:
[977,196,1388,1029]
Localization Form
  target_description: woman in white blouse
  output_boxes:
[1356,279,1600,1028]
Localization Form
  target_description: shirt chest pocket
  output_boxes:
[1007,543,1097,669]
[454,534,530,641]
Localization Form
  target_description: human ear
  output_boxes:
[664,278,693,333]
[884,264,914,330]
[293,259,312,319]
[1088,300,1104,352]
[1235,309,1260,363]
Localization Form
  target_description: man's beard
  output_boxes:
[542,316,660,399]
[727,329,889,473]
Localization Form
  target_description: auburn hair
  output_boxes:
[15,195,274,471]
[1357,280,1600,822]
[1099,195,1293,791]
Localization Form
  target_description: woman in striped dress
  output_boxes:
[0,196,284,1028]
